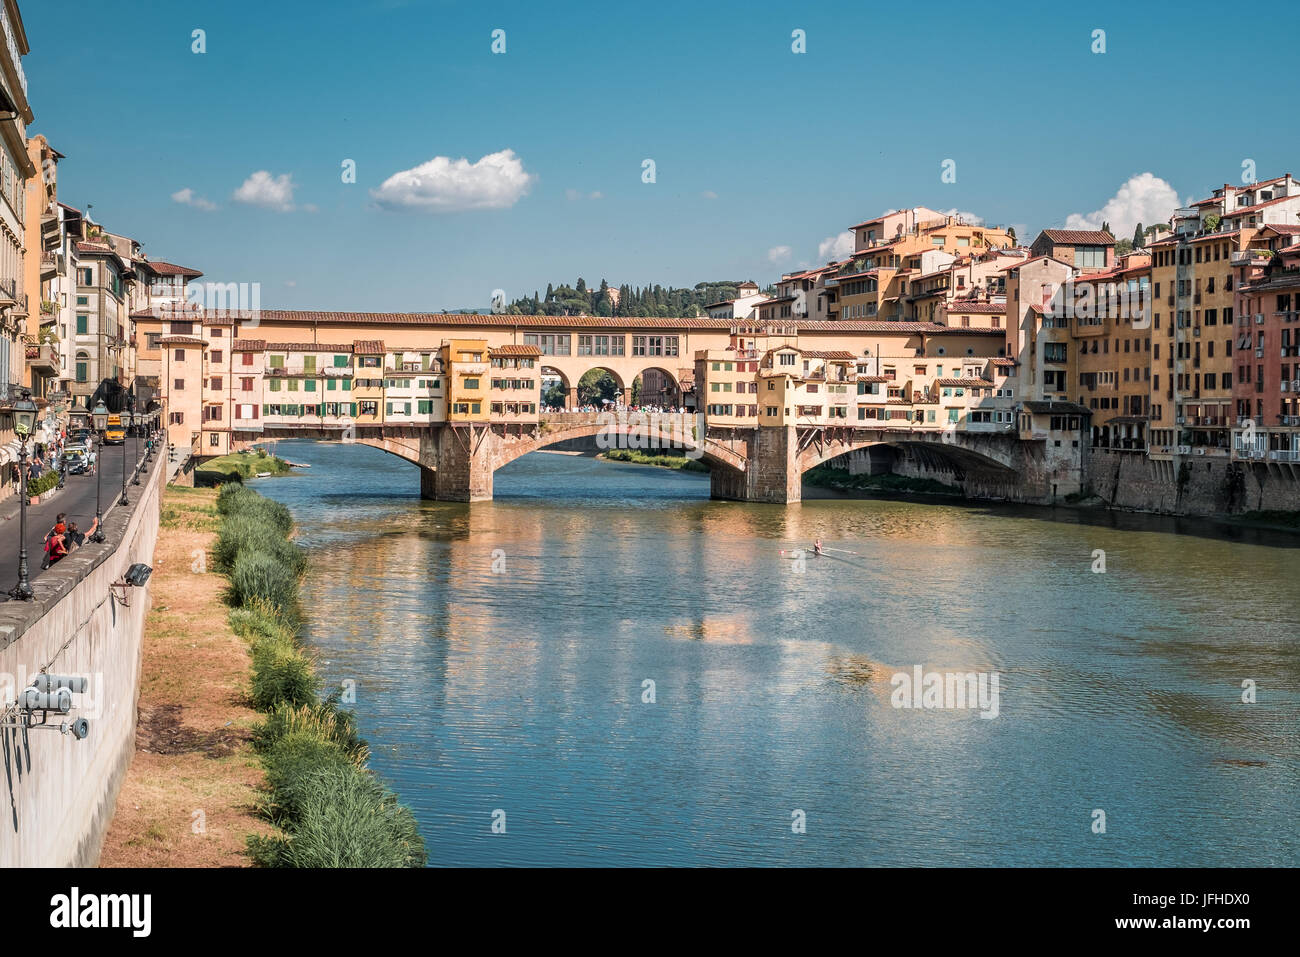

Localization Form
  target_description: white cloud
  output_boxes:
[702,190,718,200]
[940,208,983,225]
[1064,172,1179,240]
[232,171,296,212]
[171,187,216,211]
[767,245,792,264]
[371,149,534,213]
[284,280,297,287]
[588,191,603,200]
[566,188,603,201]
[818,231,854,261]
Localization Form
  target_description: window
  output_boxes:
[211,349,223,363]
[76,314,88,335]
[79,267,93,285]
[146,332,161,349]
[464,378,480,390]
[334,354,349,367]
[210,377,222,391]
[269,355,284,369]
[242,352,254,365]
[210,327,223,337]
[241,377,254,391]
[174,379,184,390]
[1074,246,1106,269]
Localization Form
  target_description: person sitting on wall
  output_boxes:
[42,529,68,568]
[64,518,97,551]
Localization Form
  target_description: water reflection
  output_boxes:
[252,440,1300,867]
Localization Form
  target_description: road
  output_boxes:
[0,437,150,596]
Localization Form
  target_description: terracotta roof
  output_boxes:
[490,344,543,356]
[1225,196,1292,216]
[945,301,1004,314]
[990,357,1019,366]
[264,342,352,352]
[800,350,857,360]
[353,339,385,354]
[1038,229,1116,245]
[233,339,266,351]
[142,260,203,277]
[856,375,892,382]
[999,255,1074,272]
[935,377,994,387]
[158,335,206,346]
[114,309,1006,337]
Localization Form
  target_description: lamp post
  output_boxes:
[119,405,130,506]
[90,400,107,542]
[8,390,38,601]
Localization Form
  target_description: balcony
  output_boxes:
[25,343,60,372]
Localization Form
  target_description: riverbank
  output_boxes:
[598,448,710,472]
[100,487,271,867]
[803,465,961,497]
[214,482,426,867]
[195,448,292,487]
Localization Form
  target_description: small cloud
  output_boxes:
[940,208,984,225]
[284,280,297,287]
[702,190,718,200]
[171,187,216,211]
[371,149,534,213]
[566,188,603,201]
[818,231,854,260]
[233,171,296,212]
[588,191,603,200]
[1065,172,1179,240]
[302,203,319,213]
[767,245,792,264]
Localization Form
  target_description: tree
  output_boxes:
[1114,239,1134,256]
[1132,222,1145,247]
[1007,226,1017,245]
[1101,220,1111,236]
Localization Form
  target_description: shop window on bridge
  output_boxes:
[269,355,284,369]
[359,356,382,368]
[524,333,571,356]
[418,400,433,414]
[334,354,349,367]
[359,401,379,416]
[632,335,679,357]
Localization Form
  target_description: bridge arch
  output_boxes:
[796,428,1019,477]
[494,414,746,475]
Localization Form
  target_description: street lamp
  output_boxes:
[90,400,107,542]
[8,389,38,601]
[119,404,130,506]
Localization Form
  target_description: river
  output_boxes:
[250,440,1300,867]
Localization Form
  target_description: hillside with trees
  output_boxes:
[493,279,767,318]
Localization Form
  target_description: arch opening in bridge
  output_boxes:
[632,366,687,411]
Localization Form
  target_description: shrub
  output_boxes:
[252,762,427,868]
[230,550,299,614]
[255,700,366,758]
[250,635,317,709]
[27,470,60,496]
[229,600,297,643]
[215,512,305,574]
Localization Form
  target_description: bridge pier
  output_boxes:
[710,425,801,504]
[417,425,495,502]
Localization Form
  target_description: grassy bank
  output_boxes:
[214,483,426,867]
[101,487,273,866]
[195,448,292,487]
[803,465,960,496]
[600,448,710,473]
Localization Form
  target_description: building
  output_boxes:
[1232,232,1300,464]
[0,0,34,501]
[704,281,765,320]
[1029,229,1116,274]
[71,231,134,407]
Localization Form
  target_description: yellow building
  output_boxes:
[443,338,489,422]
[488,344,541,422]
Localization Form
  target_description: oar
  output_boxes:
[816,545,858,555]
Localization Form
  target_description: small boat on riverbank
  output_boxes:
[282,461,311,469]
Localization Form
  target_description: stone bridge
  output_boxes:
[243,412,1039,504]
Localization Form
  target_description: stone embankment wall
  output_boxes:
[0,461,162,867]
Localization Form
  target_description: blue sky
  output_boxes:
[21,0,1299,311]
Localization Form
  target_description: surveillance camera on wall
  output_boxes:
[124,563,152,587]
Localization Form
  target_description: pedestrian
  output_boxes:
[65,517,97,550]
[42,530,68,568]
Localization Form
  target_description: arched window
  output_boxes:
[75,351,89,383]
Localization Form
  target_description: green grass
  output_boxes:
[601,448,710,473]
[196,449,292,487]
[218,488,426,868]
